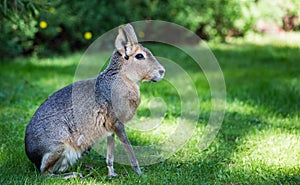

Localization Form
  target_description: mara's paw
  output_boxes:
[108,171,119,178]
[62,172,84,180]
[134,166,142,175]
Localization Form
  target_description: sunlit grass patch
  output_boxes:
[235,130,300,169]
[127,118,179,145]
[224,129,300,184]
[226,99,259,115]
[263,115,300,131]
[226,32,300,48]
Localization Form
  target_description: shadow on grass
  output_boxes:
[213,43,300,117]
[148,42,299,117]
[0,61,77,105]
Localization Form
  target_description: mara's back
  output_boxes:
[25,77,112,169]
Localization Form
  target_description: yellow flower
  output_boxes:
[84,32,92,40]
[39,21,47,29]
[49,7,55,13]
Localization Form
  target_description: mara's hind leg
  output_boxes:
[40,147,64,176]
[40,145,83,179]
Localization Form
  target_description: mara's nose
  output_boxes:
[159,69,165,76]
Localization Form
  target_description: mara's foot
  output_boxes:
[44,172,84,180]
[62,172,84,180]
[108,171,119,178]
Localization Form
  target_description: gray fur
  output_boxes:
[25,24,165,177]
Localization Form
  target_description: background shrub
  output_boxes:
[1,0,299,58]
[0,0,48,58]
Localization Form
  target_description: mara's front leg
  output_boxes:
[106,134,118,177]
[114,121,141,175]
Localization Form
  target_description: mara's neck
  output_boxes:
[102,51,122,76]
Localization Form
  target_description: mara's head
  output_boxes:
[115,24,165,83]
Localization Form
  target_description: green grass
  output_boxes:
[1,32,300,184]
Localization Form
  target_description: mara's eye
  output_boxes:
[135,53,144,60]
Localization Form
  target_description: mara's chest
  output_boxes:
[111,84,140,123]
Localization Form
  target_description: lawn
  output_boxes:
[0,33,299,184]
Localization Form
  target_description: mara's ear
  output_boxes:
[115,24,138,59]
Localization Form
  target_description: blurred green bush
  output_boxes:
[0,0,45,58]
[1,0,299,58]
